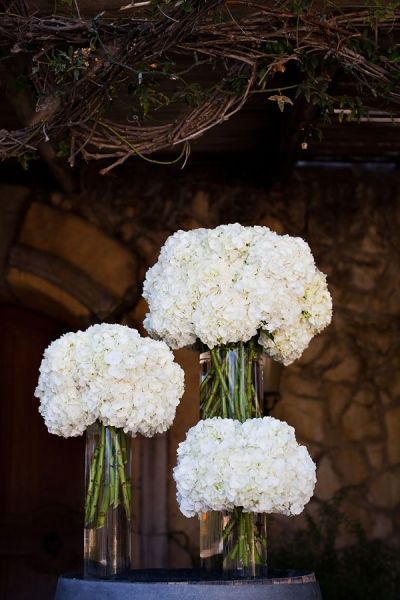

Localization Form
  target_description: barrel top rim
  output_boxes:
[60,569,317,586]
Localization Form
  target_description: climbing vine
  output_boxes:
[0,0,399,172]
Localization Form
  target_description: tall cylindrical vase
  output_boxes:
[199,338,267,577]
[84,422,132,578]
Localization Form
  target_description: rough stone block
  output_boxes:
[281,373,321,399]
[298,335,336,370]
[366,442,386,471]
[326,383,352,425]
[384,407,400,465]
[324,354,360,383]
[342,403,382,442]
[369,470,400,510]
[370,513,393,540]
[315,455,342,501]
[192,191,210,223]
[333,447,369,486]
[18,203,137,298]
[274,397,326,443]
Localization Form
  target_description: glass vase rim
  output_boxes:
[87,421,130,434]
[198,338,264,355]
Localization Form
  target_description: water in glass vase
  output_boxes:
[199,338,267,577]
[200,338,264,421]
[222,510,267,578]
[84,422,132,578]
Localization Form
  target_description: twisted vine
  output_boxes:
[0,0,399,173]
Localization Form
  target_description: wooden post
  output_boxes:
[140,434,168,568]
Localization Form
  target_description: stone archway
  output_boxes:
[0,187,161,576]
[5,201,139,327]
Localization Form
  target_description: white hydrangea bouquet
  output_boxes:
[174,418,316,517]
[174,417,316,574]
[36,323,184,577]
[144,223,330,575]
[143,224,332,420]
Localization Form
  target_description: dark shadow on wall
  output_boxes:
[270,495,400,600]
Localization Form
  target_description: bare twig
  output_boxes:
[0,0,399,172]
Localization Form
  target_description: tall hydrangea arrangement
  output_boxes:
[143,224,332,365]
[36,323,185,438]
[173,417,316,518]
[36,324,185,537]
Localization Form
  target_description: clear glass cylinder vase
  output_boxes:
[84,422,132,578]
[199,338,267,577]
[200,338,264,421]
[223,509,267,577]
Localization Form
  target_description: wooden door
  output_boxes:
[0,306,84,599]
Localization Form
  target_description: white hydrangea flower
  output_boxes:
[173,417,316,517]
[36,324,185,438]
[36,331,96,437]
[143,224,332,365]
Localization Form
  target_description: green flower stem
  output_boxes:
[200,368,214,392]
[101,429,112,519]
[210,348,233,417]
[238,509,246,566]
[201,339,266,573]
[96,475,110,529]
[204,341,260,422]
[87,424,105,525]
[208,397,224,418]
[119,429,132,509]
[85,437,100,523]
[245,512,255,568]
[109,444,116,507]
[222,515,237,540]
[225,509,266,570]
[85,424,131,529]
[239,342,247,421]
[230,541,239,560]
[119,429,128,464]
[246,345,255,416]
[200,373,220,416]
[113,451,120,509]
[115,431,131,520]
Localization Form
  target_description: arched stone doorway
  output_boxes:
[0,193,171,597]
[6,201,138,326]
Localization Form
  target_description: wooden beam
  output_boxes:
[277,98,318,181]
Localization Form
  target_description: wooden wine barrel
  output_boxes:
[55,569,323,599]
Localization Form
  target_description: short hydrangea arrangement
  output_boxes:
[173,417,316,517]
[36,323,185,438]
[143,224,332,365]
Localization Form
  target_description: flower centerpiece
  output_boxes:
[143,224,332,419]
[143,223,331,573]
[36,323,184,578]
[174,417,316,577]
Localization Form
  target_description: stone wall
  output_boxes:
[1,160,399,565]
[269,165,400,548]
